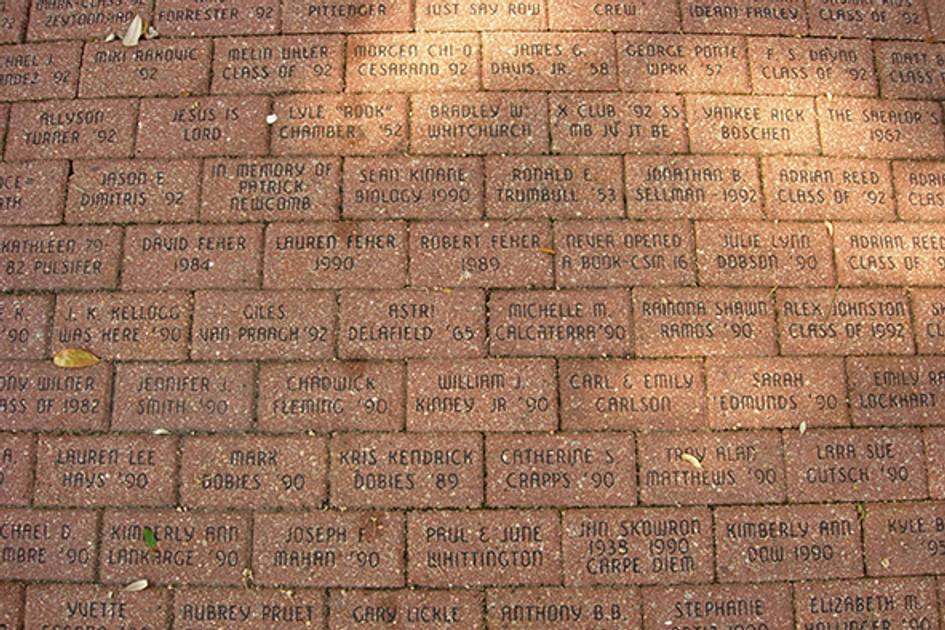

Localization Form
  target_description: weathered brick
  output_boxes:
[28,0,149,40]
[0,225,120,290]
[332,590,483,629]
[618,33,749,94]
[284,0,410,32]
[349,33,479,91]
[137,96,269,158]
[0,360,110,430]
[834,222,945,286]
[925,428,945,498]
[876,41,945,99]
[0,41,80,100]
[0,0,26,43]
[818,97,945,159]
[747,37,876,96]
[488,587,640,629]
[0,160,68,225]
[932,1,945,40]
[416,0,544,30]
[212,35,343,94]
[173,588,324,630]
[794,578,941,630]
[894,161,945,222]
[808,0,929,38]
[0,433,34,504]
[913,289,945,354]
[548,0,676,30]
[686,94,818,155]
[484,32,616,91]
[81,39,211,97]
[848,356,945,426]
[0,294,51,359]
[642,584,792,630]
[680,0,806,35]
[0,583,21,630]
[0,508,97,580]
[153,0,278,35]
[5,98,137,160]
[863,502,945,576]
[26,584,169,630]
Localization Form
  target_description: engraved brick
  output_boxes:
[339,289,485,359]
[777,288,914,355]
[894,161,945,222]
[0,41,80,100]
[835,222,945,286]
[406,358,557,432]
[876,41,945,99]
[686,94,818,155]
[863,502,945,576]
[35,435,176,506]
[343,156,481,220]
[349,33,479,91]
[550,93,686,154]
[808,0,929,38]
[191,290,333,360]
[618,33,749,94]
[0,434,34,504]
[28,0,149,40]
[81,39,210,98]
[925,428,945,498]
[100,510,251,585]
[53,291,192,360]
[0,583,20,630]
[486,432,637,507]
[258,361,404,432]
[559,358,705,431]
[681,0,805,34]
[0,225,120,290]
[408,510,561,587]
[625,155,762,220]
[763,156,895,221]
[330,432,482,508]
[848,356,945,426]
[0,160,68,225]
[254,511,404,587]
[272,93,407,155]
[180,435,327,508]
[933,2,945,40]
[0,508,97,580]
[416,0,544,30]
[284,0,410,32]
[153,0,278,35]
[202,157,339,222]
[633,287,776,357]
[486,155,623,219]
[638,430,785,505]
[409,220,553,288]
[748,37,876,96]
[706,357,848,429]
[548,0,677,30]
[562,507,714,585]
[487,587,640,630]
[67,159,199,223]
[818,97,945,159]
[331,590,483,629]
[26,584,168,630]
[212,35,343,94]
[642,584,792,630]
[113,362,254,431]
[173,588,324,630]
[137,96,269,158]
[490,289,633,357]
[484,32,616,91]
[264,221,405,288]
[5,99,136,160]
[913,288,945,353]
[0,360,109,430]
[0,295,51,359]
[411,92,548,155]
[794,578,941,630]
[0,0,26,43]
[715,504,863,581]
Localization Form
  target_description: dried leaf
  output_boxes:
[538,247,556,255]
[104,32,116,42]
[799,421,807,435]
[122,579,148,592]
[53,348,100,369]
[145,25,159,39]
[122,14,144,47]
[824,221,834,237]
[143,526,158,551]
[152,429,170,436]
[880,558,890,569]
[266,113,278,124]
[681,453,703,470]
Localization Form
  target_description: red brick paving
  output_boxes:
[5,2,945,626]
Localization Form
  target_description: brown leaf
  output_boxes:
[53,348,101,369]
[681,453,703,470]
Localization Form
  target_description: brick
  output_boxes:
[254,511,404,587]
[100,510,251,585]
[894,161,945,222]
[343,156,482,220]
[35,435,176,506]
[0,295,51,359]
[27,0,149,40]
[330,432,482,508]
[411,92,548,155]
[484,32,616,91]
[488,587,639,629]
[154,0,277,35]
[212,35,343,94]
[416,0,544,30]
[618,33,749,94]
[777,288,914,355]
[173,587,324,629]
[686,94,818,155]
[0,508,97,580]
[808,0,929,38]
[81,39,210,98]
[180,435,327,508]
[339,289,485,359]
[349,33,479,91]
[548,0,677,30]
[562,507,714,585]
[0,225,121,290]
[642,584,792,630]
[409,220,553,288]
[0,0,26,43]
[123,223,262,290]
[550,93,686,154]
[113,362,254,431]
[66,159,199,224]
[406,358,557,432]
[559,358,705,431]
[25,584,169,630]
[264,221,406,289]
[0,360,109,430]
[835,222,945,286]
[763,156,895,221]
[54,291,192,360]
[486,155,623,219]
[5,98,136,160]
[191,290,333,360]
[876,41,945,99]
[863,501,945,576]
[258,361,404,432]
[794,578,941,630]
[284,0,410,32]
[0,583,20,630]
[0,160,67,225]
[0,41,80,100]
[202,157,339,222]
[818,97,945,159]
[933,1,945,40]
[638,430,785,505]
[0,434,33,504]
[695,220,835,287]
[486,432,637,507]
[408,510,561,587]
[332,589,483,629]
[926,428,945,498]
[273,93,407,155]
[848,356,945,426]
[137,96,269,158]
[681,0,806,34]
[914,289,945,353]
[625,155,762,220]
[490,289,632,357]
[747,37,876,96]
[706,357,848,429]
[633,287,776,357]
[714,504,863,582]
[0,104,7,149]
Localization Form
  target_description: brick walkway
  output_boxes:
[3,0,945,628]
